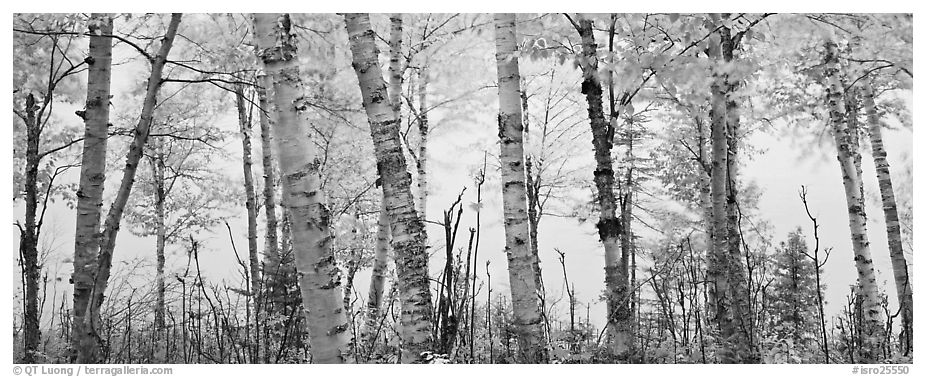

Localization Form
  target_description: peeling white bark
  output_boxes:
[253,13,351,363]
[494,13,548,363]
[344,13,434,363]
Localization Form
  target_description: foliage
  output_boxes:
[763,229,826,363]
[10,12,913,365]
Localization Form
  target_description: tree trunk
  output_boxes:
[695,115,713,232]
[235,83,262,362]
[619,165,633,341]
[706,27,735,363]
[279,209,295,289]
[618,123,635,361]
[846,90,866,202]
[151,143,167,333]
[81,14,181,364]
[572,15,630,359]
[607,16,637,357]
[236,84,261,300]
[278,209,294,304]
[493,13,548,363]
[719,21,758,362]
[862,78,912,354]
[522,78,545,310]
[388,14,403,125]
[387,15,430,227]
[703,19,758,363]
[70,13,113,363]
[20,93,41,363]
[416,65,429,220]
[253,13,351,363]
[148,140,168,363]
[359,13,400,355]
[344,13,434,363]
[256,74,281,305]
[362,199,391,352]
[694,113,714,361]
[822,35,883,362]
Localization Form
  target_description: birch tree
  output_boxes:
[862,78,912,353]
[75,14,184,363]
[5,10,915,366]
[415,65,430,218]
[492,13,548,363]
[149,138,167,332]
[256,76,279,265]
[822,34,883,362]
[252,13,351,363]
[69,13,114,363]
[362,200,391,353]
[79,15,183,364]
[234,83,263,342]
[344,13,434,363]
[363,13,403,353]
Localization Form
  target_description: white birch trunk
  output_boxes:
[416,65,429,220]
[71,13,112,363]
[862,78,912,353]
[150,142,167,332]
[235,84,263,362]
[493,13,548,363]
[150,143,167,362]
[362,198,391,352]
[359,13,401,356]
[79,14,181,363]
[236,84,262,305]
[256,74,282,308]
[823,36,883,362]
[344,13,433,363]
[253,13,351,363]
